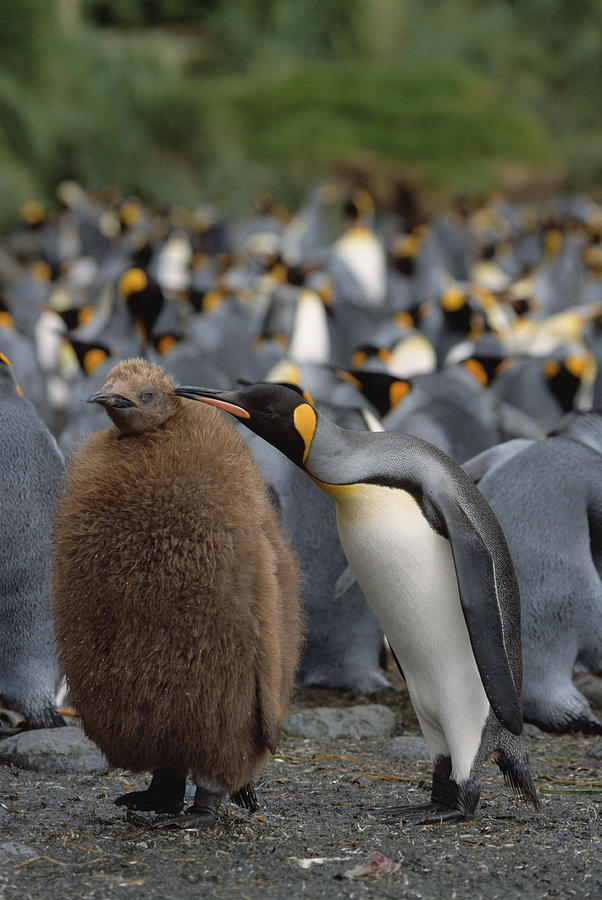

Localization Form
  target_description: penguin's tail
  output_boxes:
[230,782,259,812]
[492,738,540,811]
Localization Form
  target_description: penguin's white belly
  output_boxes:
[288,290,330,363]
[335,484,490,781]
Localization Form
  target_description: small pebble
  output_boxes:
[0,842,38,860]
[587,741,602,760]
[381,735,430,761]
[523,723,544,738]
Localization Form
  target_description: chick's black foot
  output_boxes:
[115,766,186,814]
[153,786,223,829]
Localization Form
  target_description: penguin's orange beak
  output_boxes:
[87,390,135,409]
[174,387,251,419]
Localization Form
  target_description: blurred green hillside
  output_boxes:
[0,0,600,228]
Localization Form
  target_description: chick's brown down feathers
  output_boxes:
[53,360,303,792]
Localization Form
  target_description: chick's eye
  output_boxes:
[140,391,154,403]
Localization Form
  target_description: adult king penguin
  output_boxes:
[53,360,303,826]
[174,381,539,824]
[0,353,65,733]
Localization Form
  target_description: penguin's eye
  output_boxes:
[140,391,154,403]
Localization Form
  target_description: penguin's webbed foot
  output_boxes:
[153,786,223,829]
[115,790,185,815]
[377,756,480,826]
[116,767,186,815]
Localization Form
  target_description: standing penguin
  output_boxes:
[174,382,539,824]
[466,410,602,734]
[53,360,303,826]
[0,353,65,732]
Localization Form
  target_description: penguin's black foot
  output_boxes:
[115,767,186,815]
[381,802,468,826]
[116,790,185,815]
[153,786,223,829]
[378,756,480,826]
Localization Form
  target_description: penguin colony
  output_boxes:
[0,181,600,821]
[52,358,303,824]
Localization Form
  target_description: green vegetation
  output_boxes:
[0,1,599,229]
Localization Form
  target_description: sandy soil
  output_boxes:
[0,684,600,900]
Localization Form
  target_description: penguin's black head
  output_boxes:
[87,358,179,437]
[118,268,164,341]
[173,382,317,470]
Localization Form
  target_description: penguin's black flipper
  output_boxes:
[433,491,523,735]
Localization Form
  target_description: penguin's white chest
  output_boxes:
[333,230,386,307]
[288,290,330,363]
[334,483,489,777]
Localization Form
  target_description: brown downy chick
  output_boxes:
[52,358,303,826]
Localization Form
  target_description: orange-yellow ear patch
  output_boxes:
[156,334,178,355]
[83,348,108,375]
[293,402,317,464]
[564,353,589,379]
[119,268,147,299]
[544,359,560,379]
[463,358,489,386]
[21,201,45,226]
[0,352,22,393]
[31,260,52,282]
[78,306,96,326]
[389,380,410,408]
[202,290,224,313]
[351,349,367,368]
[393,311,414,329]
[334,368,363,389]
[0,311,15,330]
[442,288,466,312]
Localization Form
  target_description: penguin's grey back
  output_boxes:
[0,378,64,728]
[475,412,602,731]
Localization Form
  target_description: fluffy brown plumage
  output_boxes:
[52,359,302,819]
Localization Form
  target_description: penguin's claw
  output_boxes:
[230,783,259,811]
[380,803,468,826]
[153,805,218,829]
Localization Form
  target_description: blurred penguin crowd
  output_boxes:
[1,180,601,450]
[1,179,601,735]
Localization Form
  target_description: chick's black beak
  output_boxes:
[86,391,135,409]
[173,386,251,419]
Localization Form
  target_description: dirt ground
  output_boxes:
[1,681,600,900]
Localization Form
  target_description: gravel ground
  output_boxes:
[1,681,600,900]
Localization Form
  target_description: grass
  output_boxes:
[215,62,553,188]
[0,28,558,229]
